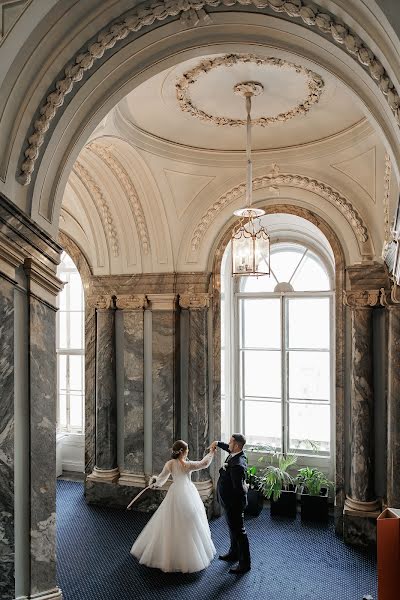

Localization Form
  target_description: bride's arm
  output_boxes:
[185,450,215,472]
[150,461,172,487]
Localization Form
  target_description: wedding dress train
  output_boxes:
[130,452,216,573]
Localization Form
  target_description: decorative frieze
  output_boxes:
[87,294,114,309]
[147,293,177,311]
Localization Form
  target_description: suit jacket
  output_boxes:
[217,442,248,511]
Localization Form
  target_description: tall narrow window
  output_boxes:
[57,252,85,433]
[224,240,334,472]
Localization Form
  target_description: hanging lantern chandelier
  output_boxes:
[231,82,270,277]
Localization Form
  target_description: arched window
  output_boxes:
[222,237,334,472]
[56,252,85,433]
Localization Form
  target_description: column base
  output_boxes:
[118,472,147,487]
[87,466,119,483]
[343,497,381,547]
[16,587,63,599]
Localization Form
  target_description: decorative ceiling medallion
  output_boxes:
[175,54,324,127]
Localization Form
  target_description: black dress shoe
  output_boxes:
[229,564,251,574]
[218,553,238,562]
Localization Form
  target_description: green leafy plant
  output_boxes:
[296,467,332,497]
[261,453,297,502]
[246,465,263,491]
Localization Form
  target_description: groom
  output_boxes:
[211,434,251,574]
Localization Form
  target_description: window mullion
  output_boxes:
[281,295,287,455]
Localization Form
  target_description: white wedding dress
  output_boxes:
[130,451,216,573]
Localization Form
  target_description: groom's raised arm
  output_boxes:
[217,441,230,453]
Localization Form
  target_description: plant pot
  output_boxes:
[300,486,329,522]
[245,487,264,516]
[270,484,297,518]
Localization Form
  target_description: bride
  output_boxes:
[130,440,216,573]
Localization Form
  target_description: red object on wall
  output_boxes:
[377,508,400,600]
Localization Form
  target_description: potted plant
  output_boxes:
[245,465,264,516]
[296,466,332,522]
[261,453,298,517]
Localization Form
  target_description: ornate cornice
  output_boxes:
[115,294,148,309]
[343,289,380,308]
[73,161,120,258]
[18,0,400,185]
[176,54,324,127]
[179,293,210,309]
[190,171,369,251]
[87,142,150,255]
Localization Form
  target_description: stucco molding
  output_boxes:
[190,171,369,252]
[176,53,324,127]
[73,161,120,258]
[17,0,400,186]
[87,142,151,255]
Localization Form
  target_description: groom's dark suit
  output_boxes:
[217,442,251,570]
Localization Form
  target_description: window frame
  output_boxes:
[229,242,335,477]
[56,254,85,435]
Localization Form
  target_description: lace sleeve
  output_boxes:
[185,451,214,473]
[152,461,172,487]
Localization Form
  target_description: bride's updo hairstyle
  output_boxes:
[171,440,188,459]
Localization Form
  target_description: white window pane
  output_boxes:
[244,400,281,449]
[242,299,280,349]
[69,273,83,310]
[289,402,330,453]
[272,249,304,283]
[288,298,330,349]
[240,273,276,293]
[69,313,83,349]
[243,350,281,398]
[69,355,83,391]
[59,394,67,429]
[58,355,67,392]
[59,312,68,348]
[61,253,76,269]
[292,255,330,291]
[221,348,225,396]
[289,351,330,400]
[59,278,68,309]
[69,394,83,430]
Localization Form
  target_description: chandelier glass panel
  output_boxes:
[231,82,270,277]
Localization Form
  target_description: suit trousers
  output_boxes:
[225,506,251,567]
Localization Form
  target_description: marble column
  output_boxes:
[381,285,400,507]
[148,295,177,475]
[88,296,119,483]
[116,295,147,488]
[343,289,381,545]
[179,293,212,502]
[0,276,15,599]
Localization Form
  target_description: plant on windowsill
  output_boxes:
[296,466,333,523]
[261,452,298,518]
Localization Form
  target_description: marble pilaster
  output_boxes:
[88,296,118,483]
[179,293,210,484]
[148,295,177,474]
[343,289,381,545]
[115,295,146,486]
[0,277,15,599]
[381,285,400,507]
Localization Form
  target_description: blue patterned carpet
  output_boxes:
[56,480,376,600]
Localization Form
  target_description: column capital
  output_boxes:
[115,294,148,310]
[147,293,177,311]
[87,294,114,309]
[380,284,400,307]
[179,293,210,309]
[343,289,380,309]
